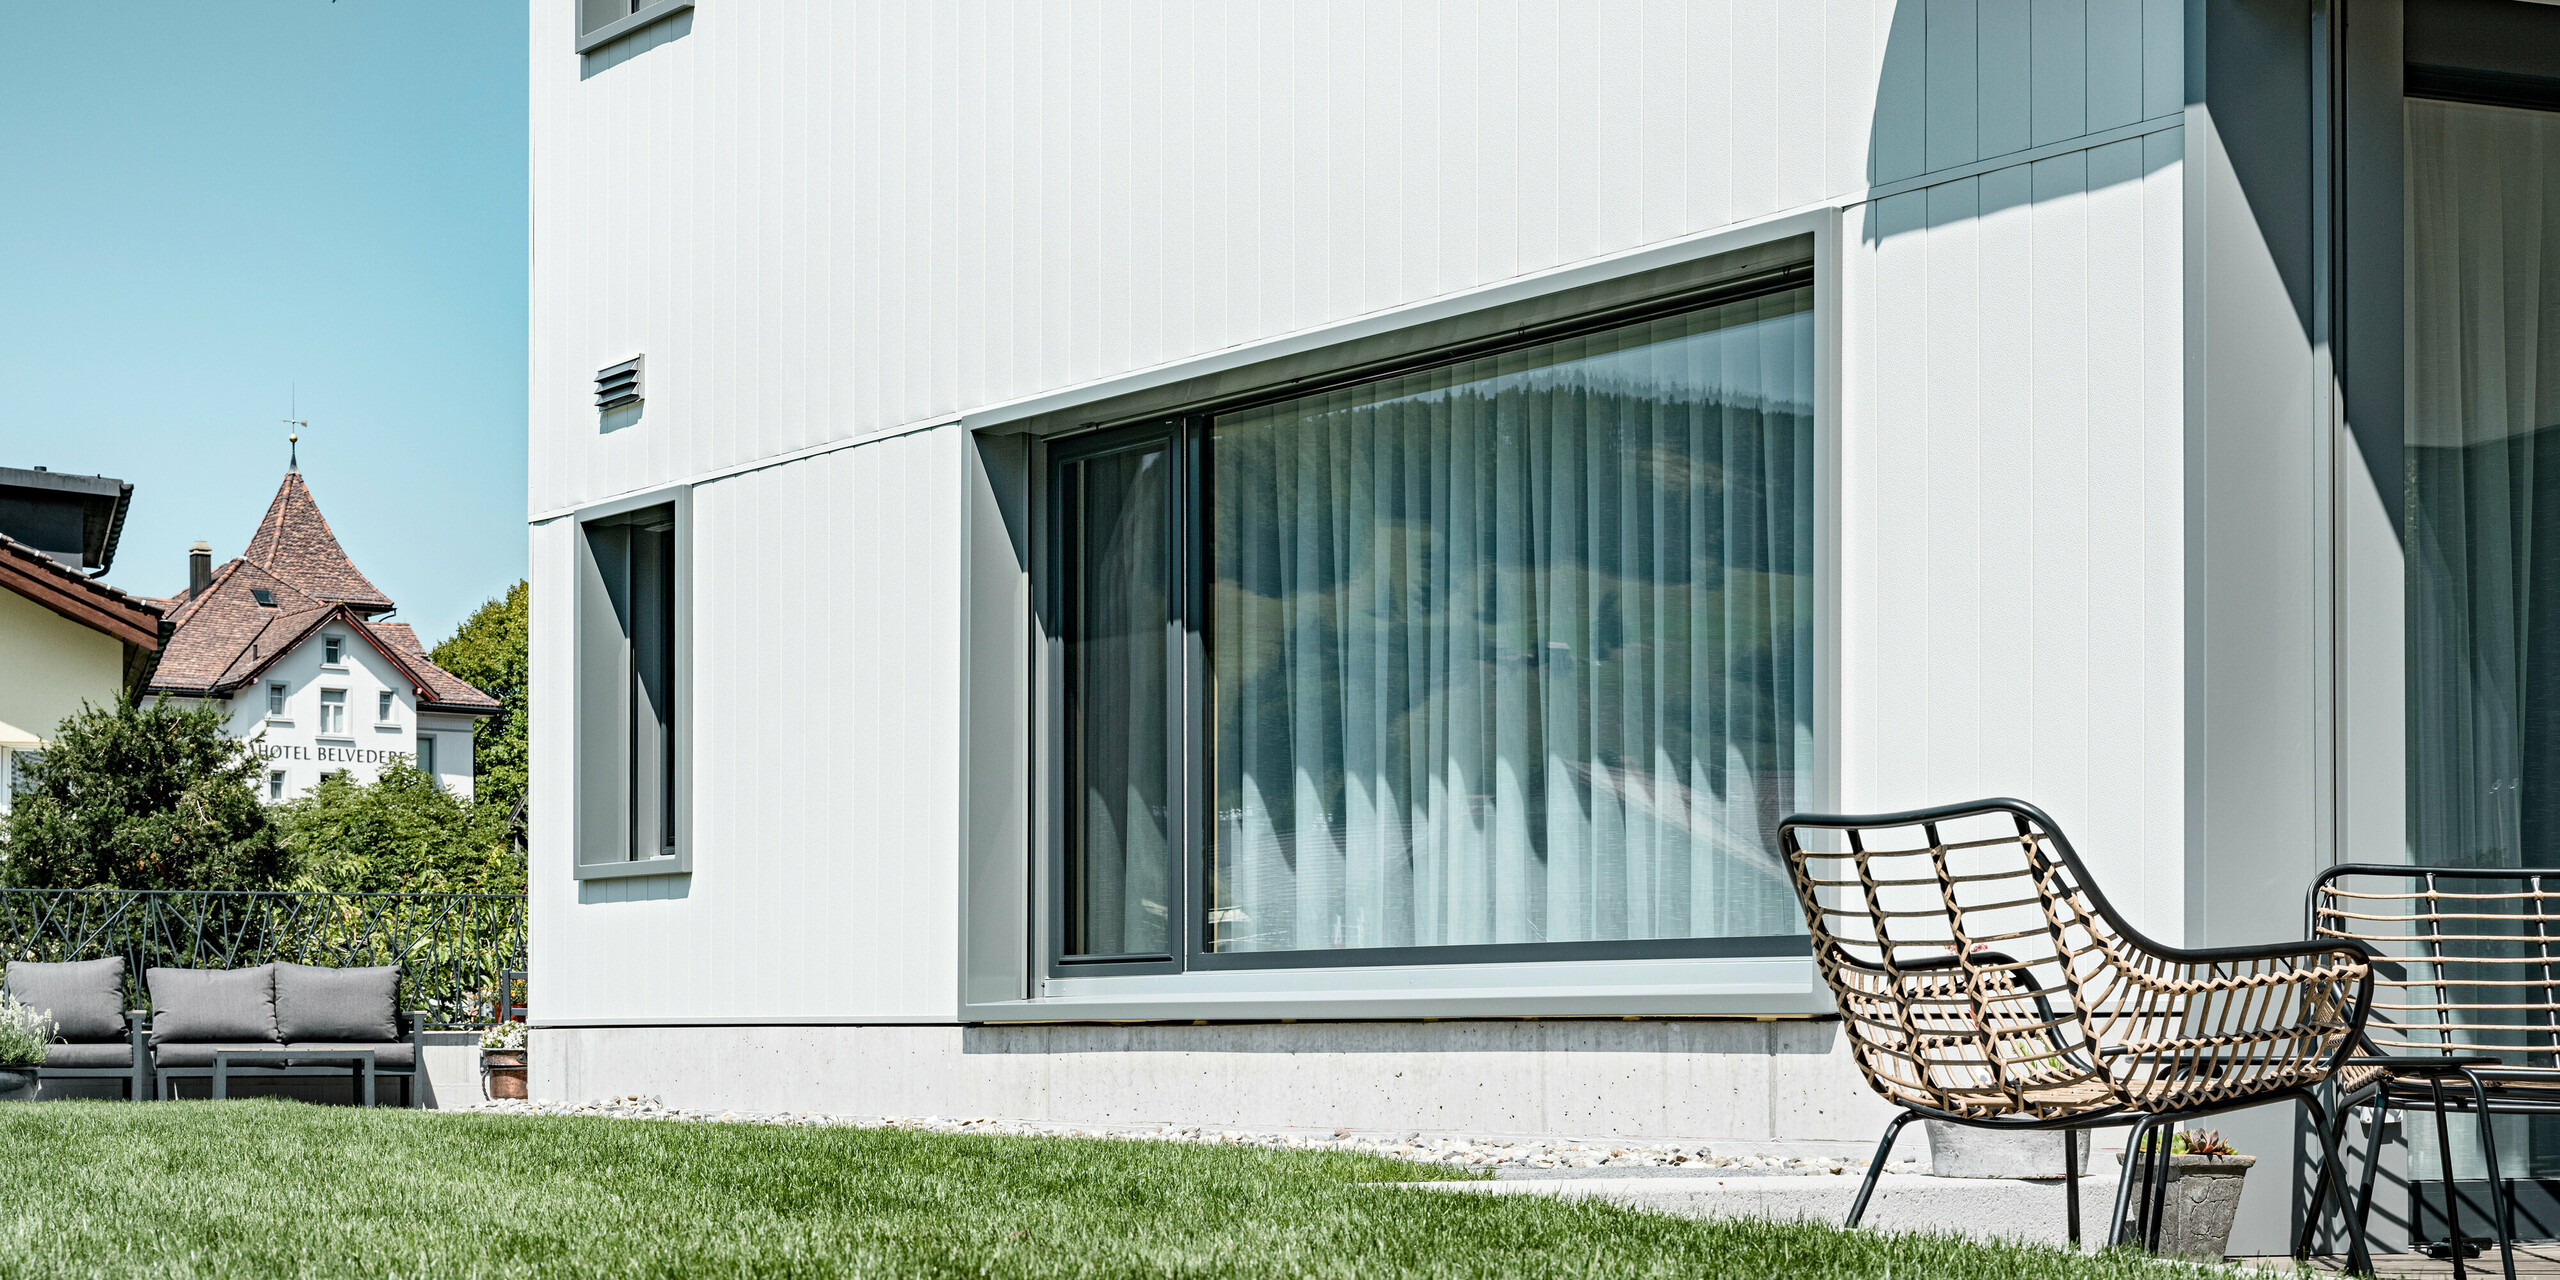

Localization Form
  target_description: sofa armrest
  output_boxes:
[405,1011,430,1045]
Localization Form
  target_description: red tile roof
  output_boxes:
[239,470,395,614]
[0,532,165,650]
[145,473,496,716]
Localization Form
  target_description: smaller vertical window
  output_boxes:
[268,771,286,801]
[417,735,437,776]
[319,689,347,736]
[378,691,395,722]
[268,683,287,717]
[323,636,344,666]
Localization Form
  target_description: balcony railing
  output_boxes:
[0,888,527,1030]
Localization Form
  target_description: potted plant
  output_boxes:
[0,992,53,1102]
[480,1021,528,1100]
[2115,1129,2255,1261]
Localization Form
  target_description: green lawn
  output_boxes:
[0,1100,2251,1278]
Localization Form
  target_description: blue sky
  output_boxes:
[0,4,527,648]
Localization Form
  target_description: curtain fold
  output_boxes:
[2407,97,2560,869]
[1207,290,1817,955]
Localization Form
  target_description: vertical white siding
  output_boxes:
[530,0,2196,1022]
[532,429,964,1020]
[534,1,2182,515]
[1841,133,2185,938]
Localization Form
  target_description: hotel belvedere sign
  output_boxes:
[257,742,414,767]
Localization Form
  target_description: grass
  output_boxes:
[0,1100,2260,1279]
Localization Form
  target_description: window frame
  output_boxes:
[417,734,437,777]
[317,688,348,737]
[268,682,288,718]
[571,484,694,880]
[575,0,693,54]
[1038,271,1827,984]
[378,690,396,724]
[322,636,345,668]
[268,771,286,801]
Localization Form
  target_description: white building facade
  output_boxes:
[529,0,2560,1252]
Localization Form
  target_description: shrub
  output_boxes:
[0,697,283,890]
[0,993,54,1068]
[272,761,523,895]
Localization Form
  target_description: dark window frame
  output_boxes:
[576,0,694,55]
[1041,270,1824,981]
[574,495,691,879]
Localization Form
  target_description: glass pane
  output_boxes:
[1206,288,1818,955]
[1063,438,1177,958]
[2406,97,2560,869]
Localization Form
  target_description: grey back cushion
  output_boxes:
[147,965,279,1044]
[273,964,399,1044]
[5,957,126,1041]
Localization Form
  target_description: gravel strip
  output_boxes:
[460,1096,1928,1175]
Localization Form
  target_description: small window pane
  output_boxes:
[268,683,287,716]
[378,691,395,722]
[417,735,437,776]
[1059,433,1178,960]
[324,637,343,665]
[269,771,286,801]
[320,689,346,736]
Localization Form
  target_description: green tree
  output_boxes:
[0,698,285,889]
[430,580,527,832]
[272,761,523,895]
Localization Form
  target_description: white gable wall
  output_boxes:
[202,625,476,802]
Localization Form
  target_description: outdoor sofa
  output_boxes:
[3,957,150,1100]
[147,963,427,1108]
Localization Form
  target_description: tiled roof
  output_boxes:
[370,621,501,713]
[239,471,395,614]
[146,472,496,717]
[0,532,165,650]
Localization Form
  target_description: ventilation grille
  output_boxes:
[595,356,644,411]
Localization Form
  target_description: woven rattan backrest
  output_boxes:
[2312,866,2560,1065]
[1786,800,2366,1121]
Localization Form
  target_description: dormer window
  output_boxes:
[250,588,275,607]
[322,636,344,666]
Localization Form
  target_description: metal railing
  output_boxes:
[0,888,527,1030]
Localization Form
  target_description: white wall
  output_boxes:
[531,0,2192,1034]
[218,628,468,801]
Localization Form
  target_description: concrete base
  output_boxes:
[1430,1170,2129,1249]
[534,1020,1904,1146]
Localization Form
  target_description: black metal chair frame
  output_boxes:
[1786,799,2378,1272]
[29,1009,152,1101]
[2304,864,2560,1280]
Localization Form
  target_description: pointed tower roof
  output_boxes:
[238,471,395,615]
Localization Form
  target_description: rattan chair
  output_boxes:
[2306,865,2560,1280]
[1781,799,2376,1265]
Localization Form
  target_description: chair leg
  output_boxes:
[2109,1114,2162,1249]
[2429,1075,2471,1280]
[1844,1111,1917,1230]
[2298,1084,2358,1259]
[2302,1091,2375,1278]
[2064,1128,2082,1247]
[2354,1091,2391,1258]
[2144,1121,2176,1253]
[2461,1073,2518,1280]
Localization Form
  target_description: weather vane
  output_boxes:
[284,384,307,471]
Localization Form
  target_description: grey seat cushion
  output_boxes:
[283,1042,415,1070]
[147,965,279,1045]
[273,964,398,1044]
[36,1041,140,1069]
[6,958,126,1041]
[151,1042,294,1068]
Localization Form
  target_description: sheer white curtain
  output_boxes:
[1206,291,1816,954]
[2406,97,2560,868]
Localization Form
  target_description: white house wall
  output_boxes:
[530,0,2190,1036]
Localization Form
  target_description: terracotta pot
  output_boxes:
[482,1050,528,1100]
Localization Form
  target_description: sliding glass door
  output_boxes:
[1052,277,1820,972]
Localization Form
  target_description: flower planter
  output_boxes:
[0,1067,37,1103]
[481,1050,527,1101]
[1923,1121,2091,1178]
[2115,1152,2256,1261]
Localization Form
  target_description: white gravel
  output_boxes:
[460,1096,1927,1176]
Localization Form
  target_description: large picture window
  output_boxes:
[1052,279,1819,970]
